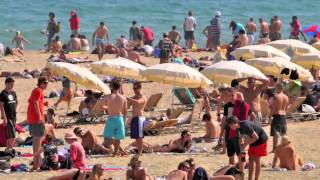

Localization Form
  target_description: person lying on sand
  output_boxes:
[126,155,154,180]
[192,113,220,143]
[129,130,192,153]
[272,136,303,170]
[167,161,189,180]
[74,127,112,155]
[47,164,104,180]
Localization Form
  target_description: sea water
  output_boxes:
[0,0,318,49]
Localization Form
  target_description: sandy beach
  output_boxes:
[0,51,319,180]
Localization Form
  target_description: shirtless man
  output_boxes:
[202,24,213,50]
[270,83,289,152]
[102,78,127,156]
[258,33,271,44]
[51,36,62,53]
[11,31,31,51]
[127,82,146,156]
[167,162,189,180]
[92,21,109,60]
[272,136,303,170]
[245,18,257,45]
[168,25,181,44]
[67,34,81,51]
[259,18,269,38]
[269,16,282,41]
[237,77,269,125]
[73,127,112,155]
[127,48,146,66]
[192,113,220,143]
[126,156,153,180]
[238,30,248,47]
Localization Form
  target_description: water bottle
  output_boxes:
[191,140,196,153]
[200,139,206,152]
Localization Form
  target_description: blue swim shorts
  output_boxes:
[95,38,105,47]
[103,115,125,140]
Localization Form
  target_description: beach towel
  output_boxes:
[85,165,128,172]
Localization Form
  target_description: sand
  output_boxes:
[0,51,319,180]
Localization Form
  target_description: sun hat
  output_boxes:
[216,11,222,17]
[64,132,77,140]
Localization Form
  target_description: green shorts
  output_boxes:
[103,115,125,140]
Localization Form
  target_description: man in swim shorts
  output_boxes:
[270,83,289,152]
[269,16,282,41]
[245,18,256,45]
[92,21,109,60]
[183,11,197,49]
[102,78,127,156]
[127,82,146,156]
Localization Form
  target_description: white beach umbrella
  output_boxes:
[267,39,319,57]
[292,53,320,70]
[47,62,110,93]
[91,57,146,81]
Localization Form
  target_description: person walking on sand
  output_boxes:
[11,31,31,51]
[69,10,80,36]
[245,18,257,45]
[270,83,289,152]
[269,16,282,41]
[45,12,58,52]
[92,21,109,60]
[27,76,49,171]
[0,77,18,152]
[183,10,197,49]
[54,76,73,110]
[102,78,127,156]
[210,11,222,51]
[127,82,146,156]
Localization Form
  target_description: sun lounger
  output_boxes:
[173,88,196,110]
[143,93,163,117]
[286,97,307,122]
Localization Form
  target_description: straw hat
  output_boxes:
[64,132,77,140]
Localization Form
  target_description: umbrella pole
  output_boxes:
[171,77,177,109]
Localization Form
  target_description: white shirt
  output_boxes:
[184,16,196,31]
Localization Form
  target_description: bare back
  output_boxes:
[275,144,295,170]
[207,121,220,139]
[167,170,188,180]
[260,22,270,34]
[81,131,97,151]
[127,168,152,180]
[246,22,256,33]
[271,92,289,115]
[271,20,282,32]
[104,93,127,116]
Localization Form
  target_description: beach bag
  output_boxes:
[54,22,60,33]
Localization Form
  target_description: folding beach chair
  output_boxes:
[143,93,163,116]
[286,97,306,122]
[173,88,196,110]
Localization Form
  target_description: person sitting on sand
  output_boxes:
[167,161,189,180]
[127,47,146,66]
[258,33,271,44]
[67,34,81,51]
[238,29,248,47]
[51,36,62,53]
[226,36,240,60]
[272,136,303,170]
[64,132,86,170]
[73,127,112,155]
[192,113,220,143]
[48,163,104,180]
[41,134,59,170]
[79,93,96,116]
[11,31,31,51]
[126,155,154,180]
[4,46,24,58]
[130,130,192,153]
[79,34,90,51]
[45,108,56,125]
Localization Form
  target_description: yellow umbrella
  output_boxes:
[141,63,212,88]
[90,57,146,81]
[47,62,110,93]
[201,60,268,85]
[267,39,319,57]
[292,53,320,69]
[245,57,314,82]
[312,41,320,50]
[231,44,290,60]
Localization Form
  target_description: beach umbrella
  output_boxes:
[201,60,268,85]
[245,57,314,82]
[303,25,320,38]
[141,63,212,88]
[312,41,320,50]
[47,62,110,93]
[267,39,319,57]
[292,53,320,69]
[230,45,290,60]
[90,57,146,81]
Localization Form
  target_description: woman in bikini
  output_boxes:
[47,164,104,180]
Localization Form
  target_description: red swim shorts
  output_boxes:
[248,142,267,157]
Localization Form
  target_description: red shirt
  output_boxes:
[27,87,44,124]
[70,142,86,169]
[232,100,250,121]
[142,27,154,41]
[69,16,80,30]
[290,21,301,37]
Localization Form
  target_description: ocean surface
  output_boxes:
[0,0,318,50]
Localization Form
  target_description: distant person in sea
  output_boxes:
[92,21,109,60]
[210,11,222,51]
[229,20,245,37]
[158,33,173,64]
[69,10,80,36]
[168,25,182,45]
[50,36,62,53]
[11,31,31,51]
[202,23,213,50]
[259,18,269,39]
[269,16,282,41]
[258,33,271,44]
[79,34,90,51]
[183,10,197,49]
[67,34,81,51]
[272,136,303,170]
[140,26,154,46]
[289,16,307,41]
[129,20,141,43]
[45,12,59,52]
[245,18,257,45]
